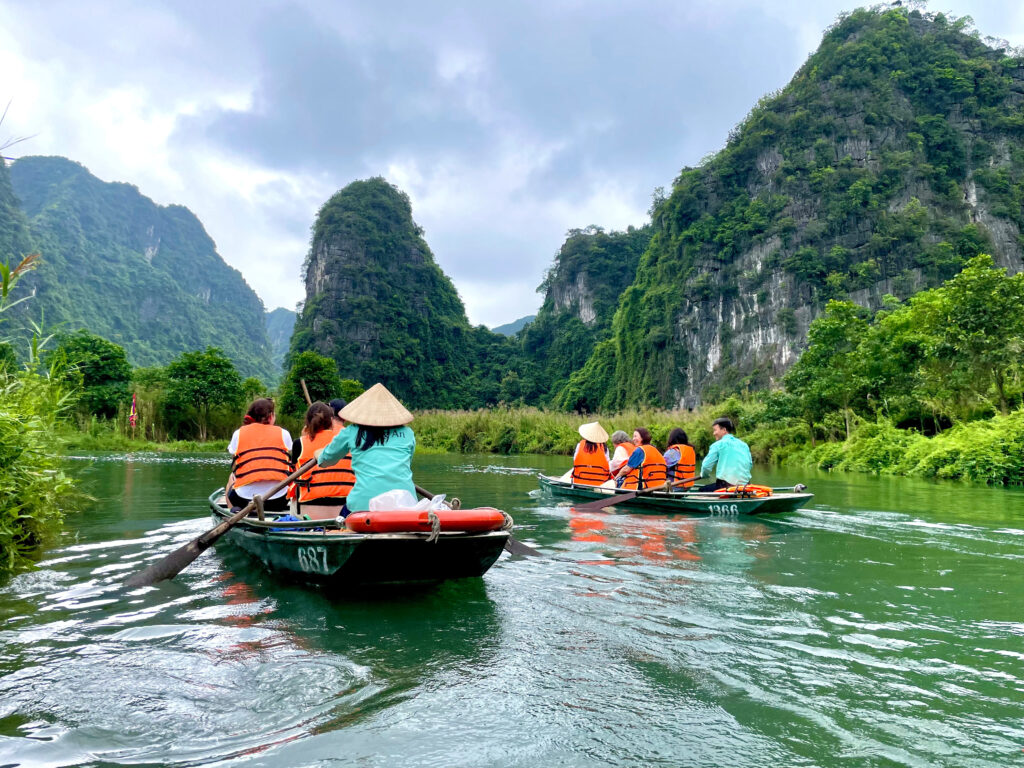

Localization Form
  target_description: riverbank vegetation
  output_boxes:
[1,255,77,569]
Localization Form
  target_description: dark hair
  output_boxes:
[304,402,334,439]
[581,440,601,453]
[243,398,275,425]
[712,417,734,434]
[355,425,400,451]
[328,398,347,418]
[634,427,652,445]
[667,427,691,447]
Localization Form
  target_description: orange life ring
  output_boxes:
[345,508,507,534]
[713,484,772,498]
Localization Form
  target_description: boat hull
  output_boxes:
[209,494,508,586]
[538,475,812,515]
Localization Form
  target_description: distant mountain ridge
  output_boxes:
[491,315,535,336]
[3,156,273,378]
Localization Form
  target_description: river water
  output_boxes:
[1,453,1023,767]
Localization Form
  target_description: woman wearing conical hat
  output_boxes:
[316,383,416,515]
[562,421,611,487]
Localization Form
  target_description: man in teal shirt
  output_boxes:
[698,417,753,491]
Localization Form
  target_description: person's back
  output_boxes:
[294,402,355,508]
[227,398,292,511]
[699,418,752,491]
[316,384,417,514]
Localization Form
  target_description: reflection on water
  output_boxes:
[0,452,1022,766]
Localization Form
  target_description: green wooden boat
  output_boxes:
[209,490,509,586]
[538,474,813,515]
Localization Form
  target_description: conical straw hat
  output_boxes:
[578,421,608,443]
[338,383,414,427]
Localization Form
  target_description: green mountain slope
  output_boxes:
[6,156,273,377]
[585,7,1024,409]
[265,307,296,376]
[290,177,514,408]
[518,225,651,404]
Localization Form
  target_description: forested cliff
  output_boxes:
[289,178,509,408]
[3,156,273,377]
[585,8,1024,409]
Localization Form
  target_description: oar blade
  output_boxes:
[571,491,638,513]
[504,536,542,557]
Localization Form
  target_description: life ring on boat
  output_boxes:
[713,484,773,498]
[345,508,507,534]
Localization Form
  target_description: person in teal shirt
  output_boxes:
[316,383,417,514]
[698,417,753,491]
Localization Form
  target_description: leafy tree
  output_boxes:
[785,300,870,439]
[242,376,267,403]
[339,378,364,402]
[53,330,131,418]
[923,255,1024,414]
[165,347,243,441]
[280,351,343,416]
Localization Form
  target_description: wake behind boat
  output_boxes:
[538,474,813,515]
[209,490,510,586]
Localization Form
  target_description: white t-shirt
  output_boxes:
[609,443,632,474]
[228,426,293,499]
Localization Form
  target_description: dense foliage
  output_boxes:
[53,330,132,418]
[3,156,274,378]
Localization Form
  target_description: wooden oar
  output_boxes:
[125,459,316,588]
[415,484,541,557]
[571,475,702,513]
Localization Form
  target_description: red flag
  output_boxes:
[129,392,138,428]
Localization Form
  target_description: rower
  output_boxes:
[698,418,753,491]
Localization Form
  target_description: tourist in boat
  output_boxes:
[315,383,416,516]
[226,398,293,512]
[328,398,347,429]
[608,430,633,475]
[614,427,668,490]
[290,401,355,513]
[698,417,753,491]
[567,421,611,486]
[664,428,697,490]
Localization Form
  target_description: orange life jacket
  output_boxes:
[295,427,355,503]
[571,439,611,486]
[232,423,291,488]
[668,443,697,488]
[713,484,772,498]
[621,444,668,490]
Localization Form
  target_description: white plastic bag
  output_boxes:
[368,489,418,511]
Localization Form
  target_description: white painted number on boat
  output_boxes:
[708,503,739,515]
[297,546,329,574]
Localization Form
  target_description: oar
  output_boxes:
[571,475,703,513]
[125,460,316,588]
[414,484,541,557]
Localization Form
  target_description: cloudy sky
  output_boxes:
[2,1,1023,327]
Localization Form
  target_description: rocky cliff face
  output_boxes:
[4,156,273,377]
[265,307,296,377]
[604,8,1024,408]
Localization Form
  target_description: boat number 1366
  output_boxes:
[297,546,329,574]
[708,503,739,515]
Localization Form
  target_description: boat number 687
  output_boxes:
[297,546,329,574]
[709,503,739,515]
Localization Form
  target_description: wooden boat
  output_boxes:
[208,490,509,586]
[538,474,813,515]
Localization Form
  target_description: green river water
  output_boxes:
[1,452,1023,767]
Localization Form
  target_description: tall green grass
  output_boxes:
[0,369,78,568]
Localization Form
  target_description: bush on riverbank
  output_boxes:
[784,412,1024,485]
[0,369,78,568]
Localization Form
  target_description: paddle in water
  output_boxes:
[571,475,702,513]
[125,459,317,588]
[414,484,541,557]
